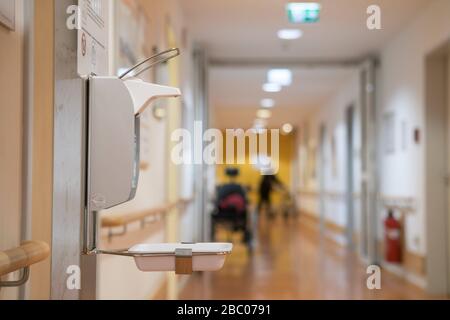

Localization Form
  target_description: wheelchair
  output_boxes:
[211,168,253,252]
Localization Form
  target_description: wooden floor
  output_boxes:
[179,215,444,300]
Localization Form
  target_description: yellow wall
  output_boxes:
[216,133,295,207]
[165,22,182,301]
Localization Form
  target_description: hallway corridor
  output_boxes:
[180,215,434,300]
[2,0,450,302]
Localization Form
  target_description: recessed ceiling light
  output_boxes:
[260,98,275,108]
[263,83,282,93]
[277,28,303,40]
[282,123,294,134]
[268,69,292,87]
[286,2,321,24]
[257,109,272,119]
[253,118,267,130]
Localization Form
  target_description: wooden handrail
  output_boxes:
[297,190,415,213]
[379,195,416,213]
[0,241,50,277]
[101,198,193,228]
[298,189,361,199]
[297,189,319,196]
[379,195,415,202]
[102,205,169,228]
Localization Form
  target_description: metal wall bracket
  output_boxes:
[175,248,193,275]
[0,267,30,288]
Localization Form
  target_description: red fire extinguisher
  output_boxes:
[384,210,402,263]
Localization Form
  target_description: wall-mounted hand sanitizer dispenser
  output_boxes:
[87,76,181,210]
[83,49,232,275]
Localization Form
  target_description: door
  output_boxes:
[319,124,327,235]
[346,105,355,250]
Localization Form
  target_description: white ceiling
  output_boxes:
[209,66,357,129]
[181,0,430,60]
[180,0,431,128]
[210,66,357,109]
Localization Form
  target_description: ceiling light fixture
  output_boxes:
[286,2,321,24]
[260,98,275,108]
[282,123,294,135]
[257,109,272,119]
[253,118,267,131]
[277,28,303,40]
[268,69,292,87]
[263,83,282,93]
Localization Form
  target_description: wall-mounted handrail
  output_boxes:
[101,198,192,228]
[101,198,193,241]
[297,189,415,214]
[379,195,416,214]
[0,241,50,288]
[297,189,361,199]
[102,205,169,228]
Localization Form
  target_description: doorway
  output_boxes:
[425,40,450,295]
[319,124,327,236]
[346,105,355,250]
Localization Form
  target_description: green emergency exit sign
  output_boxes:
[286,3,321,23]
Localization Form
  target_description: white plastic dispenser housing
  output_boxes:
[87,76,181,210]
[85,49,232,274]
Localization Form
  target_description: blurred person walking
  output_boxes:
[257,174,284,218]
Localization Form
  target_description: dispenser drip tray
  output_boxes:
[128,243,233,274]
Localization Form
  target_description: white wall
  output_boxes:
[98,231,166,300]
[298,71,361,232]
[379,0,450,256]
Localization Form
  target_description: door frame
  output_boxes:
[359,60,378,264]
[345,105,355,250]
[425,41,450,295]
[319,124,327,236]
[51,0,97,299]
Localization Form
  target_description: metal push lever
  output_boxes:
[119,48,180,80]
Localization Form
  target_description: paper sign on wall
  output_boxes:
[77,0,109,77]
